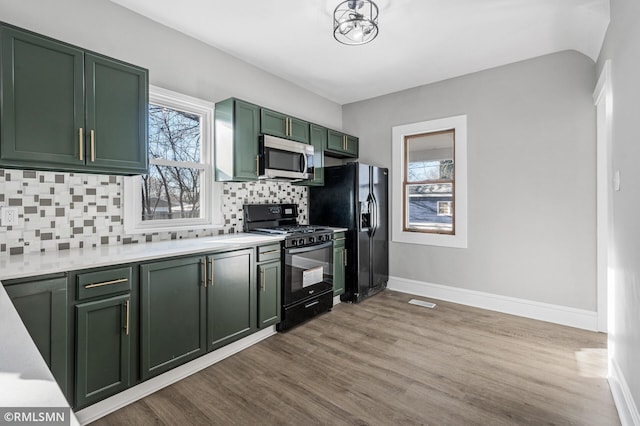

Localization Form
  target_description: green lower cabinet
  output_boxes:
[208,249,256,350]
[140,257,206,380]
[333,233,346,296]
[257,261,281,328]
[75,294,130,409]
[4,276,69,400]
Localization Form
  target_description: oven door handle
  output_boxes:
[286,241,333,254]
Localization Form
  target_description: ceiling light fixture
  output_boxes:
[333,0,379,46]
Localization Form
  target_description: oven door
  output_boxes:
[284,241,333,306]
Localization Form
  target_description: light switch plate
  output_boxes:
[1,206,19,226]
[614,170,621,192]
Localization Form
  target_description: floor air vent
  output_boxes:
[408,299,437,309]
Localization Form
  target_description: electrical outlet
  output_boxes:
[1,206,19,226]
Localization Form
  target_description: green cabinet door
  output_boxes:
[258,261,281,328]
[75,294,130,409]
[295,123,326,186]
[0,25,84,169]
[327,130,359,158]
[85,53,148,174]
[4,277,69,400]
[140,257,206,379]
[215,98,260,181]
[333,233,346,297]
[208,249,256,350]
[260,108,310,144]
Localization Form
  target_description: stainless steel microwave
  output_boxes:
[259,134,314,181]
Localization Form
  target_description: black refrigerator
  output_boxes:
[309,162,388,303]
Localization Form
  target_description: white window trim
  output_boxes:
[124,85,223,234]
[391,115,468,248]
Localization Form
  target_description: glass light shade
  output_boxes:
[333,0,379,45]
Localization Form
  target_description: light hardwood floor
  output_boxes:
[93,290,619,425]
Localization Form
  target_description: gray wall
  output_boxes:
[343,51,597,310]
[0,0,342,128]
[597,0,640,413]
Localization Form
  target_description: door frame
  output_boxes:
[593,60,613,333]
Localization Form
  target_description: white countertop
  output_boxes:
[0,233,284,281]
[0,233,284,421]
[0,284,79,424]
[325,227,349,233]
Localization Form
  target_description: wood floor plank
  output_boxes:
[92,290,619,425]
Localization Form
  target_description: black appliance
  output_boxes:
[243,203,334,331]
[309,162,389,303]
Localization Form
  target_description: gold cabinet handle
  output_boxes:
[286,117,290,136]
[260,249,281,256]
[344,249,348,267]
[207,258,213,287]
[124,300,130,336]
[260,269,266,293]
[79,128,84,161]
[200,259,206,288]
[84,278,128,289]
[343,135,347,151]
[334,237,346,241]
[90,129,96,162]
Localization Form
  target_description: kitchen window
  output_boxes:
[392,115,467,248]
[124,86,221,233]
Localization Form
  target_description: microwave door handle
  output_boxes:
[300,153,307,173]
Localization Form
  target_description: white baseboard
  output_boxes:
[74,326,277,425]
[387,276,598,331]
[609,358,640,426]
[333,295,341,306]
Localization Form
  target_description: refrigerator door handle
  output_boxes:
[370,194,378,237]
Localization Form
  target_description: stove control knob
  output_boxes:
[298,238,305,246]
[291,239,297,246]
[309,236,315,243]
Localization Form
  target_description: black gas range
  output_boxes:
[243,204,334,331]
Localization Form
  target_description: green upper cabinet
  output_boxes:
[0,23,148,175]
[84,53,148,174]
[140,256,207,380]
[4,276,69,401]
[260,108,310,144]
[295,123,326,186]
[326,129,359,158]
[215,98,260,182]
[207,249,256,351]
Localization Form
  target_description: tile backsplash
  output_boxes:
[0,169,308,256]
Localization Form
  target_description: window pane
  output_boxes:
[406,130,454,182]
[406,183,453,232]
[141,165,201,221]
[149,104,201,163]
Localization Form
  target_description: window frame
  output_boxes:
[123,85,222,234]
[392,115,468,248]
[403,129,456,234]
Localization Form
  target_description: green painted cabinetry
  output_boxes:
[0,23,148,175]
[295,124,326,186]
[140,257,206,380]
[333,232,346,297]
[260,108,310,144]
[4,276,69,400]
[215,98,261,181]
[327,130,359,158]
[257,244,282,328]
[75,294,130,408]
[208,249,256,350]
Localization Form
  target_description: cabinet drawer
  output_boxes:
[257,244,281,262]
[334,232,346,248]
[76,267,132,300]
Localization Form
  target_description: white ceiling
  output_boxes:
[109,0,610,105]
